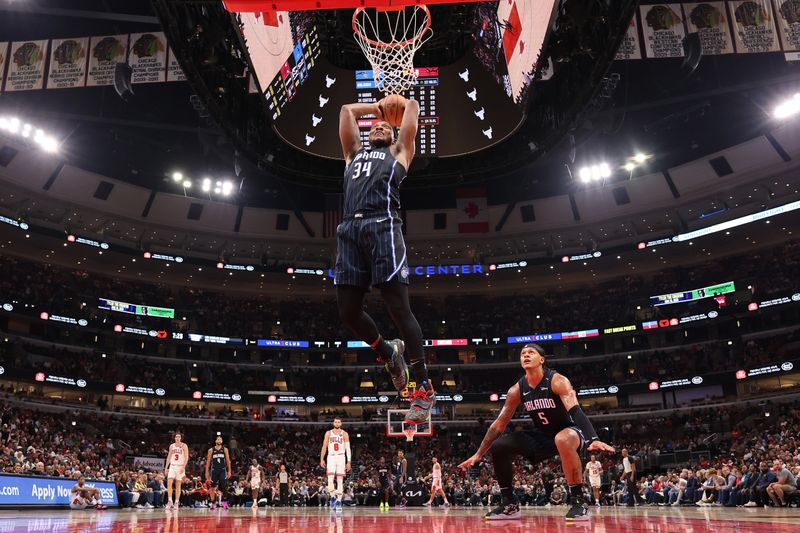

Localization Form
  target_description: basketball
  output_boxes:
[379,94,406,127]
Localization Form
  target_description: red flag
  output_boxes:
[456,188,489,233]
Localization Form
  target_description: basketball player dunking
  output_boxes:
[204,435,231,510]
[164,432,189,510]
[458,344,614,521]
[422,457,450,507]
[336,96,434,425]
[320,417,351,512]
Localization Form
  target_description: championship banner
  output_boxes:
[129,32,167,84]
[774,0,800,51]
[640,4,687,58]
[683,2,735,54]
[87,34,128,87]
[166,46,186,82]
[0,42,8,89]
[4,40,47,91]
[46,37,89,89]
[615,15,644,59]
[132,456,166,471]
[730,0,780,52]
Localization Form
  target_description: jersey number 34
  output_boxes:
[352,161,373,179]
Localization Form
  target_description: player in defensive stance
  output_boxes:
[320,417,351,512]
[422,457,450,507]
[204,435,232,509]
[165,432,189,510]
[336,95,434,425]
[245,459,265,509]
[70,475,107,510]
[458,344,614,521]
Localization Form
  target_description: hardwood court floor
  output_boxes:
[1,505,799,532]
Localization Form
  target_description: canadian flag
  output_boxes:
[456,188,489,233]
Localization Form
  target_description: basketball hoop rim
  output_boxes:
[352,5,432,49]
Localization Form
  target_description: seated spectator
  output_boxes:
[766,460,798,507]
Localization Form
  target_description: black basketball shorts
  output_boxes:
[334,215,409,290]
[493,426,585,464]
[210,469,228,491]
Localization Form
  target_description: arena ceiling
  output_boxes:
[0,1,799,213]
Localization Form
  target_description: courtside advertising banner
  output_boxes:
[5,40,47,91]
[683,2,735,54]
[87,34,128,86]
[774,0,800,51]
[615,16,644,59]
[129,32,167,84]
[47,37,89,89]
[640,4,687,58]
[133,456,166,471]
[730,0,780,52]
[0,474,119,507]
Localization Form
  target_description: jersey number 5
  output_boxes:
[352,161,372,179]
[537,412,549,425]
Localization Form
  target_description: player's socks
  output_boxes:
[500,487,514,502]
[370,335,394,362]
[408,358,429,385]
[569,484,585,501]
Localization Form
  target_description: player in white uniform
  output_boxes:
[69,475,106,510]
[245,459,265,508]
[164,432,189,510]
[320,417,351,512]
[422,457,450,507]
[585,454,603,506]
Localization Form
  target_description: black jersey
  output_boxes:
[379,468,389,488]
[394,458,405,478]
[343,146,407,217]
[210,446,227,471]
[518,368,576,436]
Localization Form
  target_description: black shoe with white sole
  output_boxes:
[565,502,590,521]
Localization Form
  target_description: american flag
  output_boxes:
[323,193,343,239]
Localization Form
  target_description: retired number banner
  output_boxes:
[641,4,687,58]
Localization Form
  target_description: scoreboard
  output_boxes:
[265,27,321,121]
[650,281,736,307]
[355,67,439,156]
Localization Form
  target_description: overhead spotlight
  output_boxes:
[599,162,611,178]
[7,118,20,134]
[214,187,221,194]
[21,124,32,138]
[202,178,211,192]
[579,167,591,183]
[40,136,59,153]
[222,181,233,196]
[182,180,192,188]
[623,162,636,172]
[633,153,648,163]
[774,93,800,119]
[172,172,183,182]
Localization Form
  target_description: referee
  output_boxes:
[335,95,434,425]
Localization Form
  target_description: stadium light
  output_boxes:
[623,162,636,172]
[0,116,59,153]
[633,153,648,163]
[182,180,192,188]
[222,181,233,196]
[579,167,591,183]
[579,162,611,182]
[202,178,212,192]
[172,172,183,182]
[774,93,800,119]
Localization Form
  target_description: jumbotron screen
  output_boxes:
[238,2,558,159]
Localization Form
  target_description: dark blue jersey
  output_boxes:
[210,446,227,471]
[343,146,406,216]
[518,368,575,436]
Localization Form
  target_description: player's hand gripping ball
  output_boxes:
[378,94,407,127]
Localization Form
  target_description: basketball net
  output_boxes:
[403,426,418,442]
[353,5,433,95]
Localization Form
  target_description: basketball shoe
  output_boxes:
[384,339,409,392]
[566,501,590,521]
[484,502,521,520]
[404,382,435,425]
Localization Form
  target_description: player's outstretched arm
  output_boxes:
[458,383,521,469]
[551,373,615,453]
[394,98,420,169]
[340,103,380,164]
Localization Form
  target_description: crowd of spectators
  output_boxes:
[1,395,798,509]
[0,241,798,341]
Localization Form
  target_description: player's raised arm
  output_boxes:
[320,430,330,468]
[395,98,420,168]
[340,103,380,164]
[458,383,522,469]
[551,373,615,453]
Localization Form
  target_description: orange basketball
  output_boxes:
[380,94,406,127]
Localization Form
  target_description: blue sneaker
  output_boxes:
[329,496,336,510]
[335,500,343,512]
